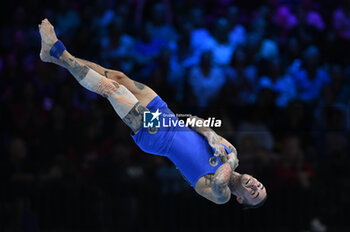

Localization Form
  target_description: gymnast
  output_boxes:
[38,18,267,207]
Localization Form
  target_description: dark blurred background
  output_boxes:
[1,0,350,231]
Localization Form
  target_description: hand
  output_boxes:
[211,143,226,158]
[207,132,226,158]
[190,115,226,158]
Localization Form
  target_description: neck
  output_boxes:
[228,171,242,195]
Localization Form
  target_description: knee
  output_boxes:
[95,78,120,98]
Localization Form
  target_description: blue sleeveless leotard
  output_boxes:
[131,96,231,187]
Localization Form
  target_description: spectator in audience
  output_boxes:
[330,65,350,107]
[275,136,315,188]
[183,8,216,67]
[188,50,226,109]
[235,107,275,152]
[132,22,168,80]
[211,18,235,66]
[258,57,296,107]
[333,0,350,41]
[227,6,247,48]
[285,37,302,75]
[153,48,185,103]
[100,17,135,73]
[292,46,331,103]
[272,5,298,43]
[56,0,81,40]
[225,46,258,105]
[148,2,178,43]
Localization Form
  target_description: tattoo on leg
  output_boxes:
[122,102,148,133]
[62,57,89,82]
[134,81,145,90]
[104,70,109,78]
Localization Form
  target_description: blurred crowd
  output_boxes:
[1,0,350,231]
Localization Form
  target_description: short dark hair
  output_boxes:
[242,195,268,210]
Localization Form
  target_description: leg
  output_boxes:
[39,19,146,133]
[104,70,158,107]
[39,19,157,106]
[75,58,158,107]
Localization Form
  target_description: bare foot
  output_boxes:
[38,19,60,63]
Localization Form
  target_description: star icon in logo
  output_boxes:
[150,109,162,121]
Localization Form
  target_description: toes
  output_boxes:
[42,18,51,26]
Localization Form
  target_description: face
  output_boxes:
[233,174,267,206]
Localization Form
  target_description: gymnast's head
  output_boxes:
[229,173,267,209]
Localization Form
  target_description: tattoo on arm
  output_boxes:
[207,131,220,146]
[204,130,227,159]
[134,81,145,90]
[229,145,237,156]
[217,135,237,157]
[204,174,214,187]
[218,135,238,156]
[122,102,148,133]
[211,163,232,203]
[212,185,231,204]
[220,154,228,164]
[190,116,208,132]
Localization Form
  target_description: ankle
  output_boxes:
[50,40,66,59]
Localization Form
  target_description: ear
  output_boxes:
[236,195,244,204]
